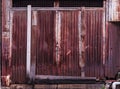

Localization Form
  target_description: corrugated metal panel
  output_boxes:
[34,10,81,76]
[11,11,27,83]
[35,11,57,75]
[84,9,104,78]
[105,23,120,78]
[9,8,106,84]
[58,11,80,76]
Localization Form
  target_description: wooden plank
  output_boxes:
[55,11,61,65]
[26,5,32,80]
[9,11,13,67]
[80,8,86,77]
[10,7,103,11]
[30,11,38,82]
[35,75,97,84]
[1,0,12,86]
[106,0,109,22]
[102,1,106,65]
[10,7,81,11]
[5,0,12,31]
[78,11,84,77]
[35,75,96,80]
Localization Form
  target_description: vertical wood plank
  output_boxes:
[55,11,61,65]
[31,11,38,81]
[78,11,83,77]
[5,0,12,31]
[106,0,109,22]
[103,1,106,65]
[9,11,13,67]
[80,8,86,77]
[2,0,12,86]
[26,5,32,80]
[101,1,106,78]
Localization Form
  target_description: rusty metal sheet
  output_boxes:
[35,10,81,76]
[35,11,57,75]
[57,11,80,76]
[3,8,107,85]
[83,9,104,79]
[105,22,120,78]
[11,11,27,83]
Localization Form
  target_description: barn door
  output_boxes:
[10,7,105,84]
[10,9,82,83]
[32,10,82,77]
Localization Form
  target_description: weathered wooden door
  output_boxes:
[10,9,81,83]
[10,7,105,83]
[32,10,81,76]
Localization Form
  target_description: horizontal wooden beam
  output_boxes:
[10,7,81,11]
[35,75,96,80]
[10,7,103,11]
[34,75,103,84]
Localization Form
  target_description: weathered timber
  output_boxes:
[35,75,97,84]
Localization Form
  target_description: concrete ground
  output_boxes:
[2,84,105,89]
